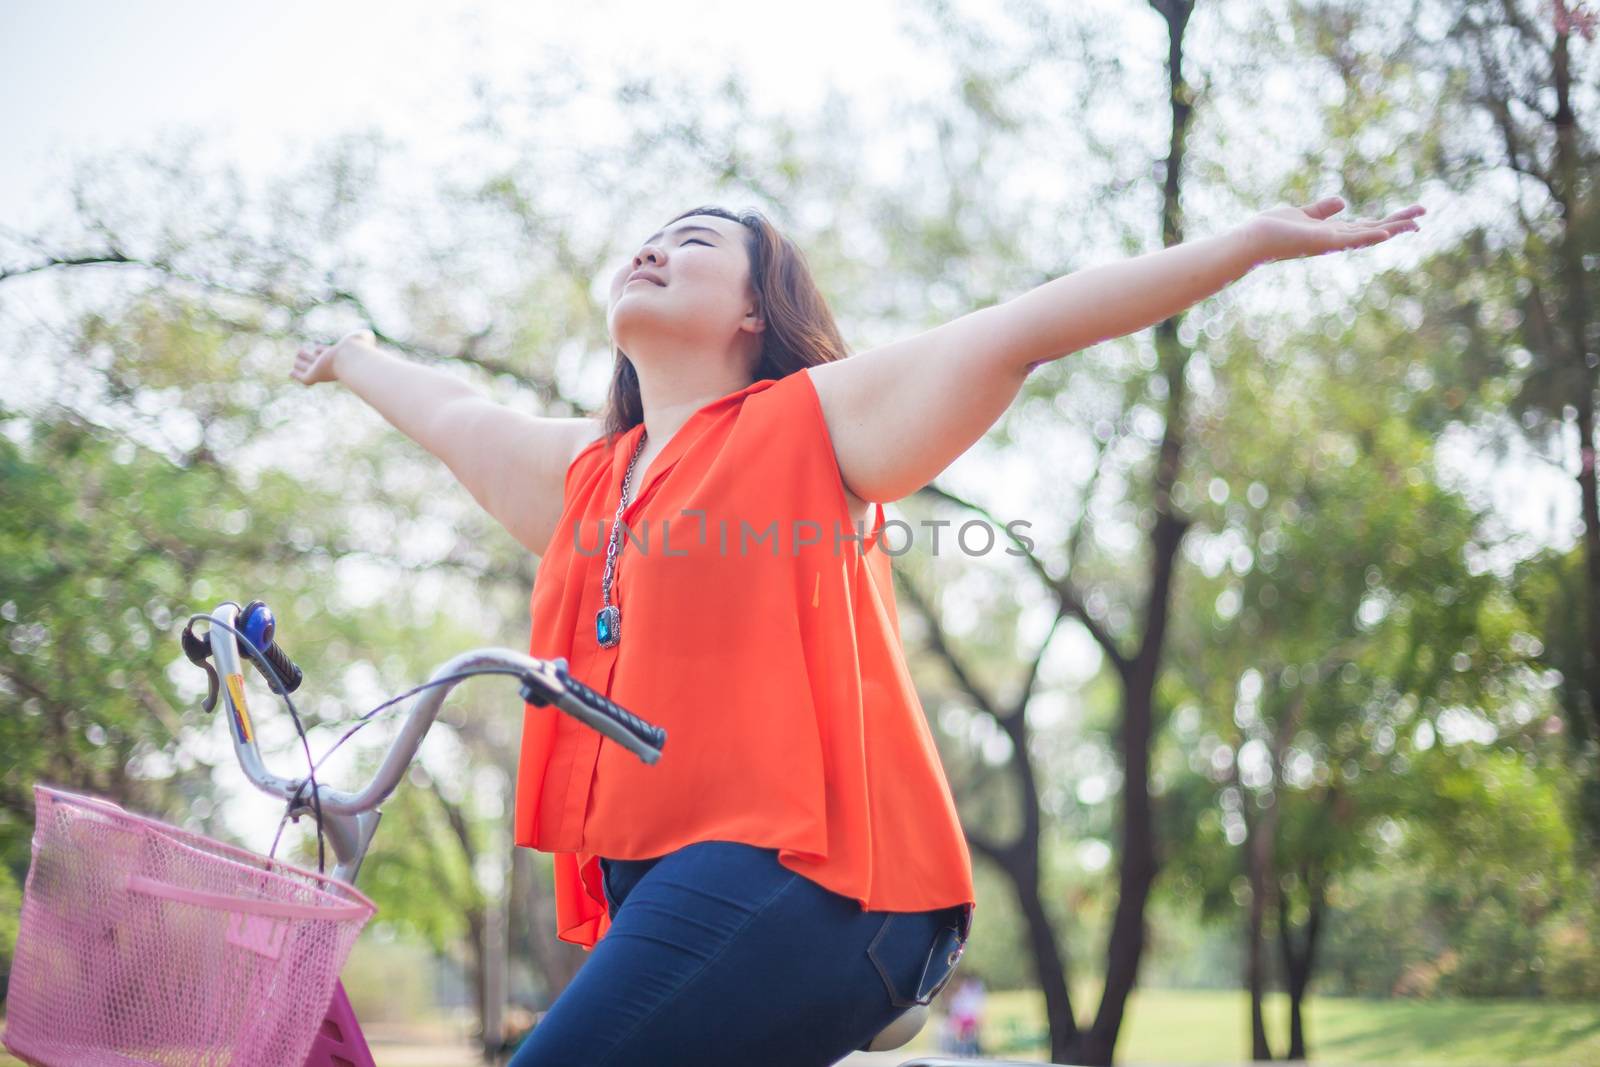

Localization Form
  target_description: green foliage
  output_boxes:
[0,329,529,1005]
[341,778,483,954]
[1,405,246,856]
[1282,0,1600,863]
[1149,225,1592,1006]
[0,863,19,992]
[1511,547,1599,850]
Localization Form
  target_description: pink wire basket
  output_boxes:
[3,784,376,1067]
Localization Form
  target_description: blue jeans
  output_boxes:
[509,840,971,1067]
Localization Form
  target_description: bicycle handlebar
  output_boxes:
[201,601,666,818]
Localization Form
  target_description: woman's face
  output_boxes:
[606,214,758,354]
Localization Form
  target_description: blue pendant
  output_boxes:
[596,605,621,647]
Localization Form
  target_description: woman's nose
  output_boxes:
[634,244,663,268]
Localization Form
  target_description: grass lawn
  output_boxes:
[2,989,1597,1066]
[973,986,1600,1066]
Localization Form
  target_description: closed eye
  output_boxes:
[682,238,711,247]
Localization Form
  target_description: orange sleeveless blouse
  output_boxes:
[513,366,976,950]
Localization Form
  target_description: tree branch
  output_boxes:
[0,250,135,282]
[891,564,1000,721]
[966,824,1012,866]
[917,482,1134,680]
[1010,608,1066,720]
[0,246,579,411]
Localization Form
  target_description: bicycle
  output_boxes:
[3,598,1039,1066]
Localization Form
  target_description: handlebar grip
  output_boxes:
[520,658,666,762]
[259,639,304,694]
[560,668,667,751]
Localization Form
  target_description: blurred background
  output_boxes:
[1,0,1597,1064]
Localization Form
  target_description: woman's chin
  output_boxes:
[610,304,679,341]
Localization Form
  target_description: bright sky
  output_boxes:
[0,0,1581,850]
[0,0,940,214]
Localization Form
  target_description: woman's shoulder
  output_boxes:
[568,418,608,463]
[561,418,612,488]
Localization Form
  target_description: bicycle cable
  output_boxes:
[187,617,529,872]
[188,613,328,873]
[262,665,527,868]
[304,667,528,777]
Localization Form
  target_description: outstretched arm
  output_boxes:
[291,330,601,554]
[808,195,1425,502]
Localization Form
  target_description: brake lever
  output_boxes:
[180,619,222,713]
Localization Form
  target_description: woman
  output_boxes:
[291,196,1423,1065]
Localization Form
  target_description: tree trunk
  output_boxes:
[432,785,492,1054]
[1277,868,1324,1062]
[1241,683,1316,1064]
[462,906,489,1050]
[1577,406,1600,747]
[1072,4,1197,1058]
[1549,7,1600,754]
[1012,855,1081,1054]
[1246,827,1274,1061]
[1076,679,1161,1066]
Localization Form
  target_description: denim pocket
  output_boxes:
[867,906,968,1009]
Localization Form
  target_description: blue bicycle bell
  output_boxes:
[240,600,275,654]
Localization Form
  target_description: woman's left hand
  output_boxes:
[1242,195,1425,266]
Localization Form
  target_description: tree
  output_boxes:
[0,135,572,1038]
[1288,0,1600,852]
[1159,313,1552,1056]
[887,0,1257,1059]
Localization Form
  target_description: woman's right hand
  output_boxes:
[290,328,376,386]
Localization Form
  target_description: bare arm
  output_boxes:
[293,332,601,554]
[810,197,1425,502]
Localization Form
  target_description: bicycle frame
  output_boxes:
[202,600,654,1065]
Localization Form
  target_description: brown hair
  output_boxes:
[599,205,850,439]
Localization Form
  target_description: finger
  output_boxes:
[1303,195,1345,220]
[1356,215,1409,230]
[1355,206,1424,229]
[1359,221,1405,236]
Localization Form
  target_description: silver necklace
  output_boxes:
[596,428,648,648]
